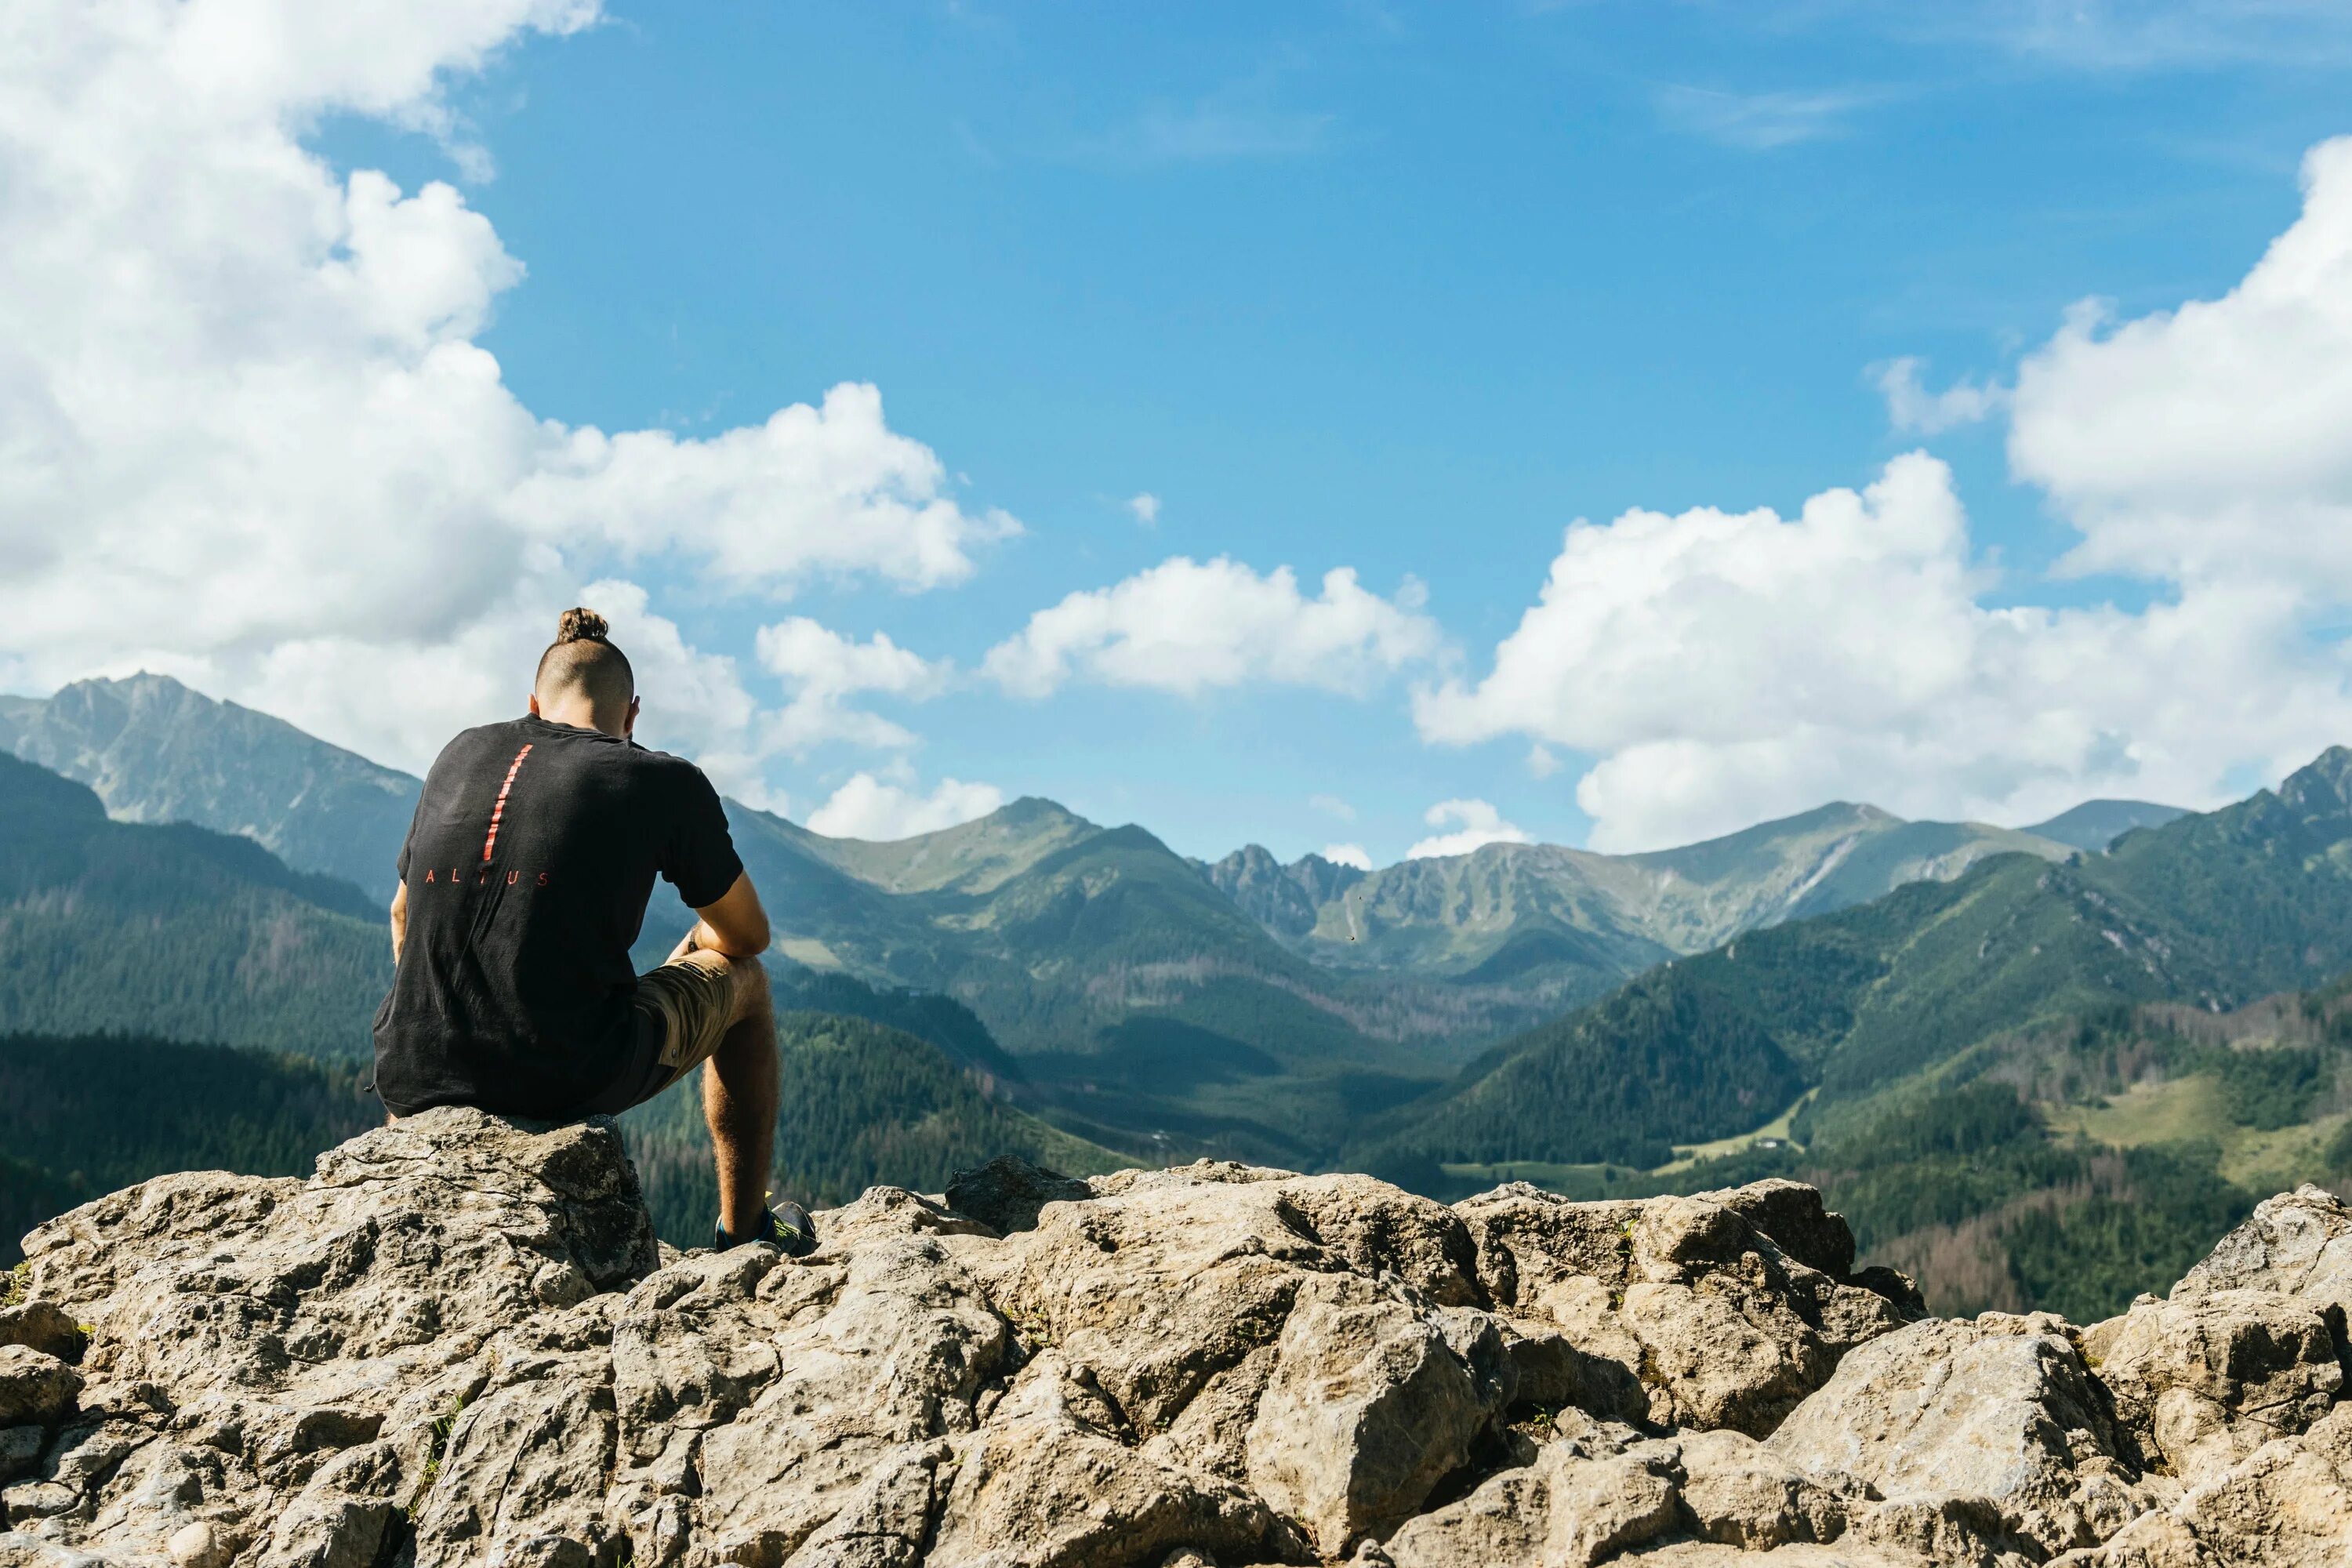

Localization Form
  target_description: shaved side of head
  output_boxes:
[534,607,635,728]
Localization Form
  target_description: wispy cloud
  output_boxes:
[1653,84,1888,151]
[1947,0,2352,71]
[1873,357,2008,435]
[1074,82,1338,169]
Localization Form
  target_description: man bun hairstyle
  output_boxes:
[555,607,611,644]
[535,605,635,717]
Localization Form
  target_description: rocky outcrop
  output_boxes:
[0,1116,2347,1567]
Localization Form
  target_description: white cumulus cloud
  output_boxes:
[984,556,1439,699]
[0,0,1012,781]
[1406,800,1533,860]
[1404,162,2352,862]
[806,773,1006,841]
[1319,841,1374,871]
[2009,136,2352,594]
[753,618,951,755]
[1413,445,2352,850]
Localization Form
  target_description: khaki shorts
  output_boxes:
[604,954,740,1109]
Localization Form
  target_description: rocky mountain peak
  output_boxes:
[2281,744,2352,820]
[0,673,419,902]
[7,1113,2351,1565]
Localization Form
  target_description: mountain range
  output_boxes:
[0,674,419,902]
[8,670,2352,1316]
[1351,746,2352,1176]
[1198,796,2183,983]
[1,672,2192,1166]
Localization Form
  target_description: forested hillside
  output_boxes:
[3,677,2205,1174]
[0,1009,1131,1261]
[720,799,1497,1166]
[0,753,388,1054]
[1356,748,2352,1177]
[0,1033,380,1264]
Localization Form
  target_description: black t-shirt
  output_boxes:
[372,714,743,1118]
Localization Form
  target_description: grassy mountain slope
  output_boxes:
[0,753,390,1055]
[2024,798,2190,852]
[0,674,419,902]
[1358,749,2352,1175]
[781,796,1102,895]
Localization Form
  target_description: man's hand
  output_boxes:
[687,870,771,959]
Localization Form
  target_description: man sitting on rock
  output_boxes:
[372,606,814,1254]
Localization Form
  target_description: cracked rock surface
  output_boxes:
[2,1113,2349,1566]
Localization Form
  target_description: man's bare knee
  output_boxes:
[728,956,772,1029]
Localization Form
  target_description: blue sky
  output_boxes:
[13,1,2352,863]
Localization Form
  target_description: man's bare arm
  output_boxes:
[686,870,771,959]
[388,880,408,963]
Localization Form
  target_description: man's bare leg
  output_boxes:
[670,944,779,1240]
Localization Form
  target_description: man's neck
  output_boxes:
[532,700,625,737]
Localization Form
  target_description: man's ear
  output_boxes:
[528,691,543,717]
[625,695,641,739]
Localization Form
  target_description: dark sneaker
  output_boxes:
[714,1200,817,1258]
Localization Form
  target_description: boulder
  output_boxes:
[0,1345,80,1427]
[2062,1403,2352,1567]
[943,1154,1094,1236]
[2082,1288,2343,1483]
[0,1303,84,1364]
[1243,1276,1495,1555]
[1458,1181,1918,1436]
[2172,1185,2352,1319]
[1383,1414,1682,1568]
[1697,1178,1858,1279]
[1768,1313,2148,1558]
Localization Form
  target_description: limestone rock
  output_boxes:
[2063,1403,2352,1566]
[942,1155,1093,1236]
[2082,1288,2343,1483]
[2173,1184,2352,1317]
[1459,1181,1918,1436]
[168,1519,231,1568]
[0,1304,84,1364]
[1243,1276,1492,1555]
[1383,1416,1682,1568]
[1697,1179,1858,1280]
[1671,1428,1850,1550]
[1769,1313,2143,1558]
[1,1116,2343,1566]
[0,1346,80,1428]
